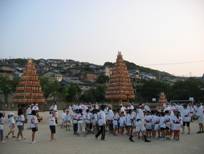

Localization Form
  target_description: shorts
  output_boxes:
[183,122,190,127]
[17,125,24,131]
[32,127,38,132]
[50,126,56,134]
[160,127,166,131]
[113,124,118,129]
[165,127,170,130]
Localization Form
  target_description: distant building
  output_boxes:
[0,66,14,80]
[43,71,63,82]
[86,73,97,82]
[141,72,157,80]
[55,74,63,82]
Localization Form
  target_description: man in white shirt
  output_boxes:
[106,107,114,133]
[181,104,191,134]
[95,105,106,140]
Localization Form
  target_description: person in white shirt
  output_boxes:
[181,104,191,134]
[172,111,182,141]
[30,110,38,144]
[129,107,150,142]
[151,111,160,138]
[6,113,16,138]
[95,105,106,140]
[144,111,153,138]
[159,112,166,139]
[16,109,25,140]
[164,110,172,139]
[0,112,5,143]
[125,110,133,136]
[49,110,57,141]
[60,109,66,128]
[77,109,85,135]
[196,104,204,133]
[106,107,114,133]
[64,110,72,131]
[85,109,92,134]
[119,112,126,135]
[113,110,120,136]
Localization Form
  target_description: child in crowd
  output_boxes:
[164,110,172,139]
[0,112,5,143]
[60,109,66,128]
[113,110,119,136]
[85,109,92,134]
[144,111,152,138]
[125,109,133,136]
[119,112,126,135]
[182,104,191,134]
[172,111,182,140]
[196,104,204,133]
[159,112,166,139]
[16,108,25,140]
[31,110,38,144]
[72,110,79,135]
[64,110,72,131]
[6,112,16,139]
[49,110,57,141]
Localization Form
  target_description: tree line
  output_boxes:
[0,75,204,105]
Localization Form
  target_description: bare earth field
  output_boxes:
[0,111,204,154]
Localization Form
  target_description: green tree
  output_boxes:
[63,83,81,102]
[96,75,109,84]
[0,76,19,105]
[40,77,61,100]
[138,80,170,102]
[80,85,106,102]
[170,78,204,102]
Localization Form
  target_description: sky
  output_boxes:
[0,0,204,77]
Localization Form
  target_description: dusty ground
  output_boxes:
[0,111,204,154]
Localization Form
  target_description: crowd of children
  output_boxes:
[0,102,203,144]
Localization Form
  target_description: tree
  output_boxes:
[170,78,204,102]
[0,76,19,106]
[80,85,106,103]
[40,77,61,101]
[96,75,109,84]
[63,83,81,102]
[137,80,170,102]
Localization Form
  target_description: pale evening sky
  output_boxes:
[0,0,204,77]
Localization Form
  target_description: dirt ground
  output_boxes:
[0,111,204,154]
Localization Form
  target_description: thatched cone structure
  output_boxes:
[159,92,167,107]
[13,59,46,105]
[105,52,135,104]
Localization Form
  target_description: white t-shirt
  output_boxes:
[125,114,133,126]
[119,116,126,127]
[172,115,182,130]
[182,109,191,122]
[8,116,15,128]
[97,111,106,126]
[49,115,56,126]
[30,115,38,128]
[160,116,166,128]
[107,110,114,121]
[16,115,25,126]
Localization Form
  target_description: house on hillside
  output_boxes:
[0,66,14,80]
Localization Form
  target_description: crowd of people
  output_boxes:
[0,102,204,144]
